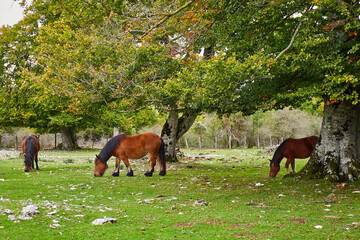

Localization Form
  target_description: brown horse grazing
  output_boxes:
[269,136,318,177]
[94,132,166,177]
[21,134,40,172]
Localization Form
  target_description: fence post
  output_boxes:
[15,135,18,150]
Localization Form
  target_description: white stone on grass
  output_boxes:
[91,217,117,225]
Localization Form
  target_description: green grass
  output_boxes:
[0,148,359,239]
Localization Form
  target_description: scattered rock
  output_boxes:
[22,205,40,216]
[191,177,204,181]
[47,211,57,215]
[8,215,17,221]
[277,194,286,198]
[326,193,337,199]
[245,200,257,205]
[193,199,208,206]
[49,224,61,228]
[91,217,117,225]
[3,209,13,215]
[0,197,10,202]
[138,199,154,204]
[18,214,33,220]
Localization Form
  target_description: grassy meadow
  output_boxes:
[0,148,359,239]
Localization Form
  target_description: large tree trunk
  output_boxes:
[161,111,197,162]
[297,98,360,182]
[60,127,78,150]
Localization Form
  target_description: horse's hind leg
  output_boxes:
[35,154,39,171]
[285,157,294,173]
[31,158,35,170]
[121,157,133,177]
[144,153,156,177]
[157,155,165,176]
[112,157,121,177]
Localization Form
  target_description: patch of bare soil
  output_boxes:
[288,219,306,224]
[172,220,255,230]
[172,222,196,227]
[232,232,266,237]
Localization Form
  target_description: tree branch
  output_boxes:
[139,0,195,40]
[274,21,302,62]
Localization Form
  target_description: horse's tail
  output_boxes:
[159,138,166,176]
[24,136,35,168]
[271,139,287,164]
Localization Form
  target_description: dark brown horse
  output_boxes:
[269,136,318,177]
[21,134,40,172]
[94,132,166,177]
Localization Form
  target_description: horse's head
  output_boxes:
[94,155,108,177]
[269,160,280,177]
[24,154,32,172]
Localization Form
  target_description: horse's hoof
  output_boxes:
[126,170,134,177]
[112,172,119,177]
[144,171,153,177]
[159,171,166,176]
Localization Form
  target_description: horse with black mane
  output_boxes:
[269,136,318,177]
[94,132,166,177]
[21,134,40,172]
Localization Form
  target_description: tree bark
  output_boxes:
[161,111,197,162]
[297,97,360,182]
[60,127,78,150]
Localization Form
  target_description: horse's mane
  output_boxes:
[24,135,36,166]
[271,139,290,165]
[98,134,126,163]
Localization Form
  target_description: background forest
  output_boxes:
[176,107,321,149]
[0,107,321,149]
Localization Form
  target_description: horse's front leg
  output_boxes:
[121,157,133,177]
[144,154,156,177]
[290,159,296,173]
[285,157,293,173]
[112,157,121,177]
